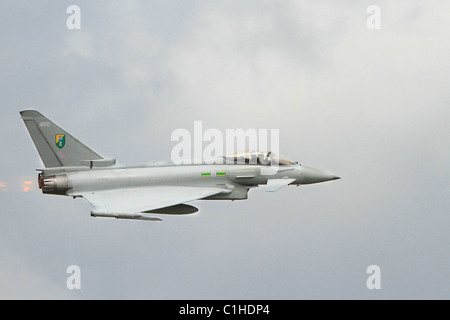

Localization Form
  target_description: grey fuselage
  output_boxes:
[37,162,340,200]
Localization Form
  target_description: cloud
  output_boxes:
[1,1,449,299]
[0,249,74,299]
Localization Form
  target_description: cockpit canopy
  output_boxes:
[223,150,297,166]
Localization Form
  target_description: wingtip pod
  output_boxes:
[90,212,162,221]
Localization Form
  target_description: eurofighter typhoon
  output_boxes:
[20,110,340,221]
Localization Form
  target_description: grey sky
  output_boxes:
[0,1,448,299]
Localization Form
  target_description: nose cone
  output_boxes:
[300,166,341,184]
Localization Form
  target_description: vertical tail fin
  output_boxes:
[20,110,103,167]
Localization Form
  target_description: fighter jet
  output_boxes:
[20,110,340,221]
